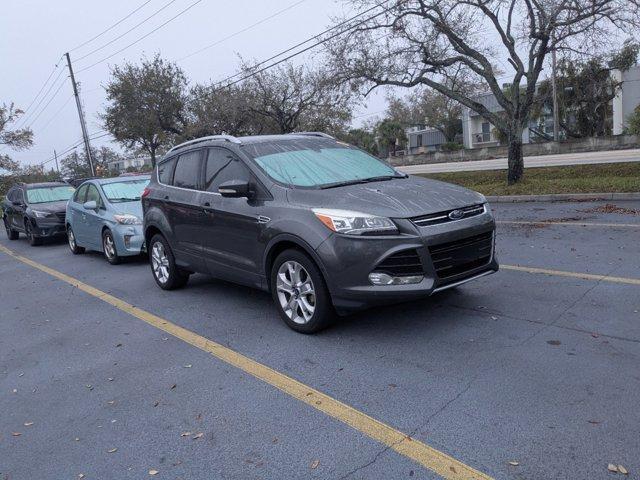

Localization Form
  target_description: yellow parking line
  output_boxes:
[0,243,491,480]
[501,264,640,286]
[497,220,640,228]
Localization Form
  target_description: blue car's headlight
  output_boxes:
[113,214,142,225]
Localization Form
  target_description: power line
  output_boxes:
[216,2,393,89]
[178,0,308,62]
[39,131,110,167]
[16,61,66,128]
[69,0,153,53]
[212,1,389,89]
[14,56,65,129]
[37,94,74,133]
[74,0,180,62]
[25,77,69,130]
[76,0,203,73]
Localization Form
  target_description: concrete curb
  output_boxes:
[486,192,640,203]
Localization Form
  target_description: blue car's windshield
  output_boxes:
[244,138,402,188]
[26,185,75,204]
[101,179,149,203]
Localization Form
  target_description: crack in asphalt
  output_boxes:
[337,379,477,480]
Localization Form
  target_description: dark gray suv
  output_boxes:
[142,133,498,333]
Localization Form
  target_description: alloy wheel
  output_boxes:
[276,260,316,324]
[151,241,170,284]
[103,233,116,259]
[68,229,76,250]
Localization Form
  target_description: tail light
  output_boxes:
[141,187,151,198]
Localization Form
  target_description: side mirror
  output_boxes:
[218,180,253,199]
[12,200,24,207]
[83,200,98,210]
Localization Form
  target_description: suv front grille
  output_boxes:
[428,231,493,279]
[374,249,423,276]
[55,212,66,222]
[412,204,485,227]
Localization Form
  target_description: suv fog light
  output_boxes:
[124,235,132,248]
[368,272,423,285]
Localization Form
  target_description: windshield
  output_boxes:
[26,185,75,204]
[244,139,401,188]
[101,179,149,202]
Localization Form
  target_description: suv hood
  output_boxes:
[286,176,485,219]
[28,200,68,213]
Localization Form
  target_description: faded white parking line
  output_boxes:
[502,264,640,286]
[497,220,640,228]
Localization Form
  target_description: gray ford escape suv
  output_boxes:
[142,133,498,333]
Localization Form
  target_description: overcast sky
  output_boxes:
[1,0,388,167]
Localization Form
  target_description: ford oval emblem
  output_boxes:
[448,209,465,220]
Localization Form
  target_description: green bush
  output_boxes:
[440,141,464,152]
[627,106,640,135]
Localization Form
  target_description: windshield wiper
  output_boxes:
[109,197,140,202]
[320,175,406,189]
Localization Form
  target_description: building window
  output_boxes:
[416,134,423,147]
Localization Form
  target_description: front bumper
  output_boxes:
[315,209,499,311]
[112,223,146,256]
[31,218,67,238]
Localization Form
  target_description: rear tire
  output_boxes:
[67,225,85,254]
[270,249,335,333]
[149,233,189,290]
[102,229,121,265]
[4,217,18,240]
[25,221,42,246]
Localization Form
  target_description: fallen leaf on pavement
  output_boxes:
[24,422,34,426]
[608,464,618,473]
[310,460,320,469]
[115,343,123,347]
[184,364,192,368]
[508,461,519,466]
[170,384,176,390]
[108,377,114,381]
[12,388,17,393]
[107,448,118,453]
[588,420,601,424]
[153,401,159,407]
[618,465,628,475]
[18,373,24,377]
[180,432,192,437]
[78,474,85,479]
[85,384,93,390]
[12,432,21,436]
[193,432,204,439]
[149,469,159,475]
[107,401,115,405]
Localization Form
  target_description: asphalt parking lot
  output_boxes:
[1,200,639,480]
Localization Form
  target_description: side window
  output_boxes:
[172,150,202,189]
[74,184,88,203]
[158,157,176,185]
[85,184,103,207]
[204,148,250,193]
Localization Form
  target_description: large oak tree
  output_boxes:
[328,0,640,183]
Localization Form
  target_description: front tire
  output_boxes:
[271,249,334,333]
[102,229,121,265]
[67,225,85,254]
[149,234,189,290]
[25,221,42,246]
[4,217,18,240]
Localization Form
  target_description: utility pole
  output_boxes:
[53,149,60,174]
[65,52,95,176]
[551,44,560,143]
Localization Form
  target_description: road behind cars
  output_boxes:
[1,200,639,479]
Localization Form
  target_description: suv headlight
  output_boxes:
[313,208,398,235]
[113,214,142,225]
[31,210,52,218]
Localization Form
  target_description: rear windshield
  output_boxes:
[101,179,149,203]
[26,185,75,204]
[243,138,399,188]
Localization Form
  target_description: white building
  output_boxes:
[613,65,640,134]
[108,156,152,173]
[405,125,449,154]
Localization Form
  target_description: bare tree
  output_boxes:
[241,62,355,135]
[1,103,33,172]
[328,0,640,183]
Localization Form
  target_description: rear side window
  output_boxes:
[204,148,250,193]
[172,150,202,189]
[158,157,176,185]
[85,184,103,207]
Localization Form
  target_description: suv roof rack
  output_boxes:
[290,132,335,139]
[165,135,242,156]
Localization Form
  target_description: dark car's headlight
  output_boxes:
[31,210,52,218]
[313,208,398,235]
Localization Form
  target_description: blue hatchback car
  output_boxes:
[66,175,150,264]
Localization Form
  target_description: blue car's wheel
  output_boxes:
[67,225,85,254]
[102,229,121,265]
